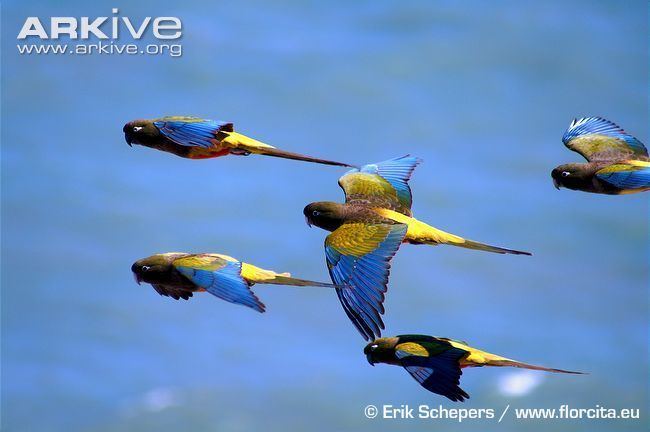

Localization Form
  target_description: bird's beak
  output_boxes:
[553,178,561,190]
[366,354,375,366]
[125,134,133,147]
[305,215,312,228]
[133,272,142,285]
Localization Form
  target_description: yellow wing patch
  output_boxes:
[568,135,638,162]
[326,223,393,257]
[595,163,635,174]
[596,160,650,174]
[339,172,411,216]
[172,253,240,271]
[395,342,429,357]
[172,254,230,271]
[340,172,399,201]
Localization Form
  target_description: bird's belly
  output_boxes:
[186,146,230,159]
[618,187,650,194]
[152,138,230,159]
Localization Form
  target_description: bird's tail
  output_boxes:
[392,214,532,256]
[407,221,531,255]
[264,274,339,288]
[221,131,355,167]
[485,358,584,374]
[455,239,532,256]
[252,146,356,168]
[453,340,582,374]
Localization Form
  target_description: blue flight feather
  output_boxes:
[176,261,265,312]
[398,347,469,402]
[597,166,650,190]
[348,155,422,210]
[154,118,232,148]
[325,224,408,341]
[563,117,647,155]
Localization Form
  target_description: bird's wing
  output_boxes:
[151,284,193,300]
[172,255,265,312]
[395,345,470,402]
[153,116,234,148]
[595,161,650,190]
[338,155,422,216]
[325,222,407,340]
[562,117,647,162]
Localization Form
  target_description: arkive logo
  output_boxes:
[17,8,182,40]
[16,8,183,57]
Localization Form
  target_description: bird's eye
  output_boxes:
[312,210,321,217]
[561,171,570,177]
[141,265,150,271]
[370,344,378,350]
[133,126,143,132]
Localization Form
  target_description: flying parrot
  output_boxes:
[123,116,355,167]
[303,155,531,340]
[131,253,336,312]
[364,335,583,402]
[551,117,650,194]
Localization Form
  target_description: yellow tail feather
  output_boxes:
[221,131,354,167]
[374,209,531,255]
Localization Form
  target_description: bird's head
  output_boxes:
[364,337,399,366]
[303,202,346,232]
[131,253,180,285]
[551,163,592,191]
[123,119,161,147]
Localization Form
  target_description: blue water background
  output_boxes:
[2,1,648,430]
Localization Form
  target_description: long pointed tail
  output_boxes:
[489,359,584,374]
[265,275,339,288]
[458,239,532,256]
[400,217,532,256]
[222,131,355,167]
[256,147,356,167]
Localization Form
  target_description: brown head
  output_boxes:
[131,253,186,285]
[551,163,596,192]
[123,119,162,147]
[364,337,400,366]
[303,201,347,232]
